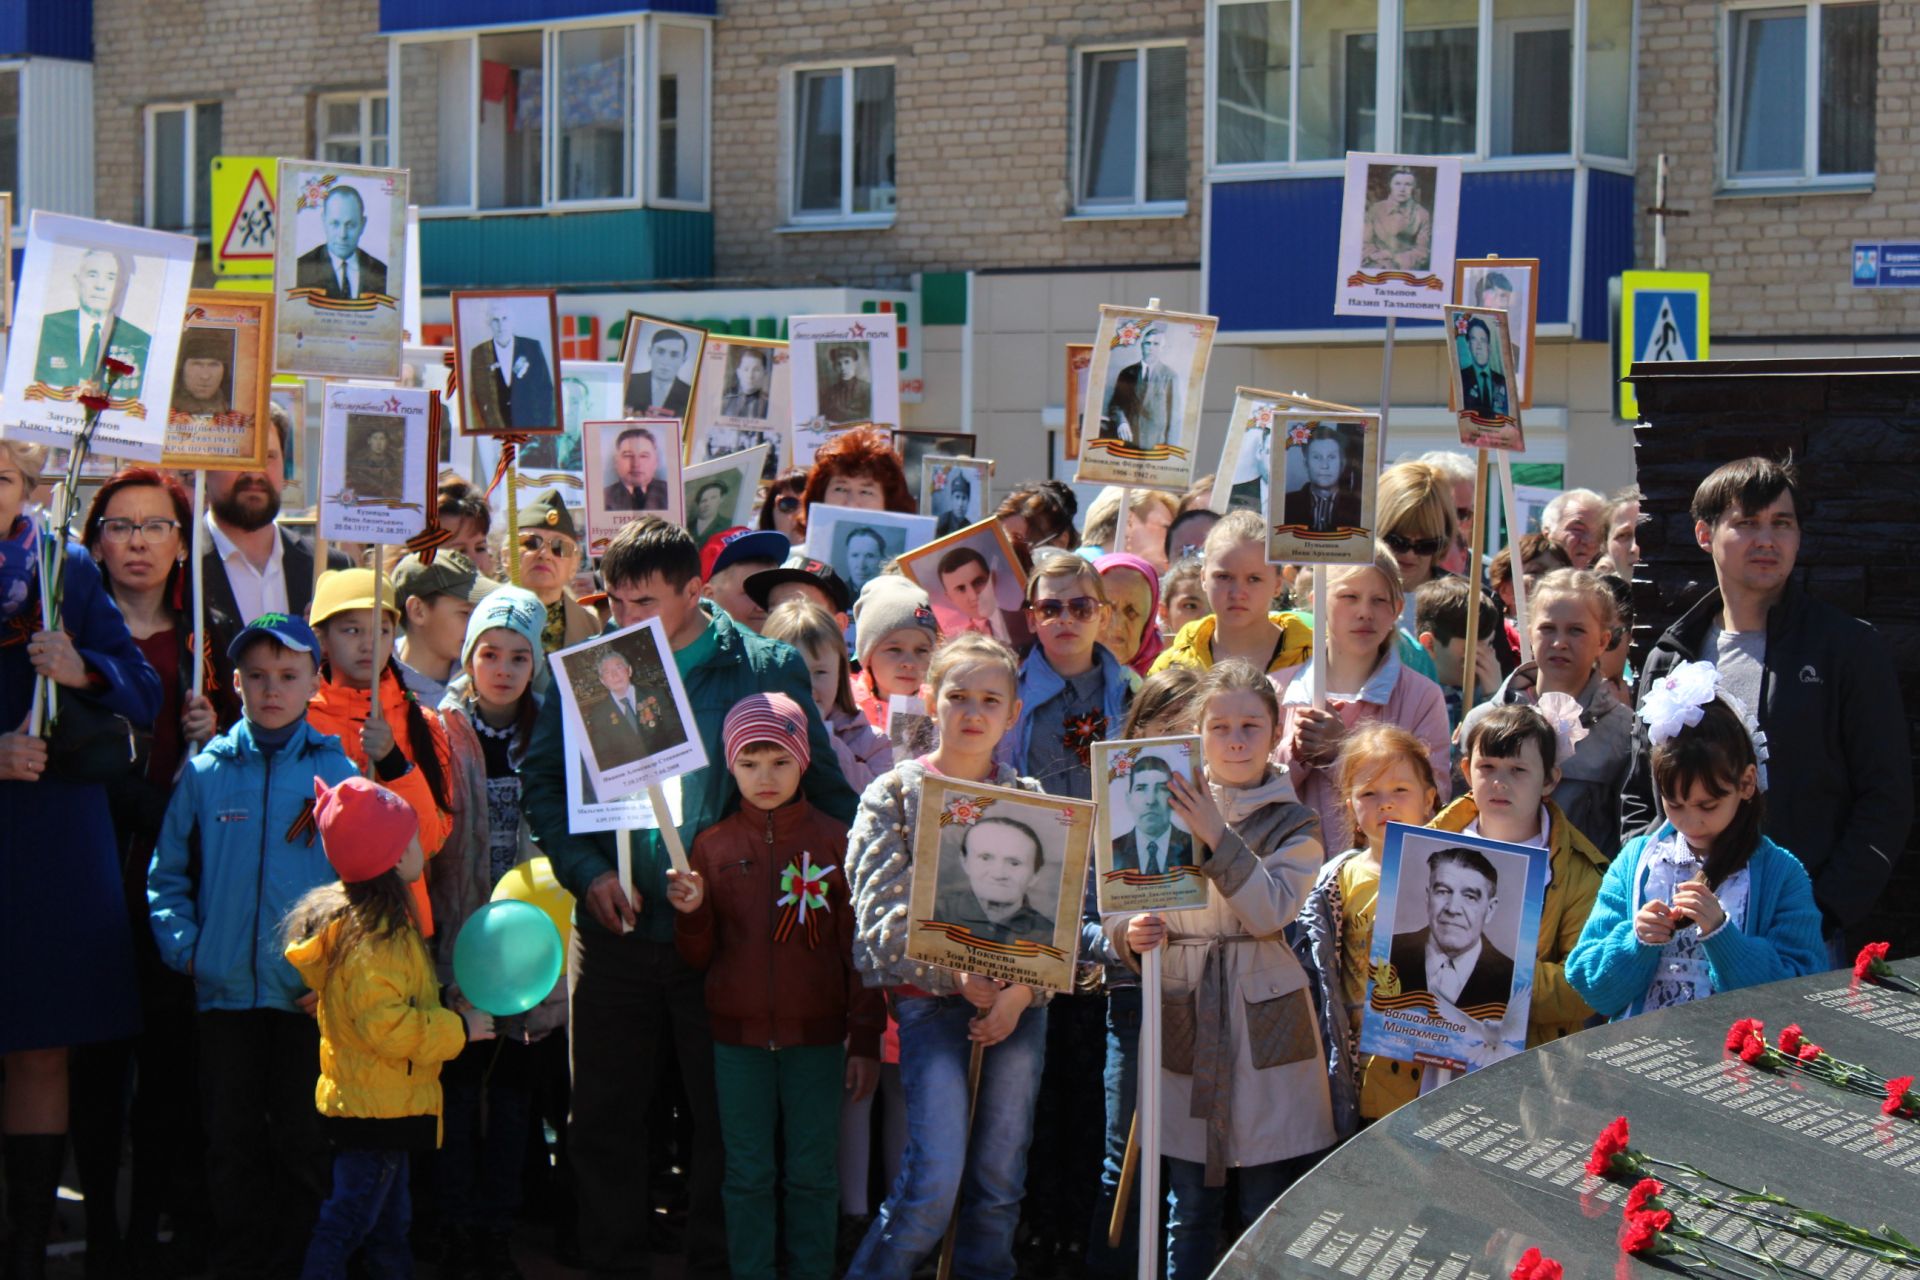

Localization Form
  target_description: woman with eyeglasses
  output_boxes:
[513,489,598,654]
[994,480,1079,555]
[1375,461,1459,629]
[798,425,918,528]
[757,468,808,539]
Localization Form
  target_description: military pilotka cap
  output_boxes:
[516,488,580,542]
[390,550,502,615]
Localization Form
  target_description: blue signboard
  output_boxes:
[1851,243,1920,288]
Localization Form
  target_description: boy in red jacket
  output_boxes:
[667,693,882,1280]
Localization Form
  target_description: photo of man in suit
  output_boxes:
[293,185,388,301]
[170,326,234,419]
[466,297,556,431]
[1388,846,1514,1016]
[1281,425,1362,533]
[1459,316,1510,418]
[602,426,669,512]
[934,817,1056,947]
[1100,322,1180,449]
[721,346,771,420]
[625,327,694,419]
[582,650,662,769]
[934,545,1009,643]
[816,344,872,425]
[1110,754,1193,876]
[33,248,150,395]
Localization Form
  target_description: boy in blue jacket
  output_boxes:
[148,613,360,1280]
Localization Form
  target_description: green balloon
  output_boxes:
[453,899,564,1016]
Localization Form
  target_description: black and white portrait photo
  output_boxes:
[803,503,936,600]
[1076,304,1217,492]
[1280,422,1363,534]
[453,290,561,435]
[682,445,770,548]
[1092,736,1208,914]
[1265,411,1379,566]
[273,161,408,379]
[896,430,976,508]
[790,312,901,442]
[720,343,774,420]
[691,337,792,480]
[922,455,990,535]
[1458,258,1539,409]
[318,383,432,545]
[344,413,407,501]
[621,314,706,423]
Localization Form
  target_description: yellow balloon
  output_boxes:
[491,857,575,951]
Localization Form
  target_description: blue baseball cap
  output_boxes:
[227,611,321,663]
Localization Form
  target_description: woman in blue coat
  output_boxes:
[0,440,161,1279]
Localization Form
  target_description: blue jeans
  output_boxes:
[301,1149,412,1280]
[1084,985,1141,1279]
[846,994,1048,1280]
[1165,1155,1305,1280]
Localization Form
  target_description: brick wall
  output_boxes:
[711,0,1205,289]
[92,0,387,228]
[1635,2,1920,337]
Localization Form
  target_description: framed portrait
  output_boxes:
[1210,387,1362,518]
[618,312,707,427]
[452,289,563,436]
[790,312,901,439]
[1074,304,1217,491]
[162,290,273,470]
[1359,823,1548,1074]
[1092,737,1208,915]
[478,357,621,506]
[0,211,197,463]
[1266,410,1381,566]
[896,518,1033,652]
[894,429,977,507]
[548,618,707,801]
[1445,306,1527,452]
[688,336,790,480]
[1455,257,1540,410]
[0,193,13,330]
[272,160,409,380]
[398,345,456,464]
[684,444,770,547]
[318,383,436,545]
[921,454,992,531]
[1334,152,1463,319]
[802,503,937,601]
[1063,343,1091,461]
[581,419,685,557]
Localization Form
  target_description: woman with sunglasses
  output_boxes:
[1375,461,1459,631]
[757,468,808,539]
[514,490,598,654]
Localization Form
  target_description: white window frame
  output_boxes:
[1069,41,1190,219]
[143,100,219,237]
[1719,0,1875,192]
[316,90,389,167]
[645,16,713,211]
[781,58,897,230]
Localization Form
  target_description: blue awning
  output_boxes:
[0,0,92,60]
[381,0,714,32]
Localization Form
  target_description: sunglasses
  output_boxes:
[1027,596,1100,623]
[775,495,803,514]
[518,534,577,557]
[1384,532,1446,557]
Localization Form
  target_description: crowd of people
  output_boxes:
[0,414,1909,1280]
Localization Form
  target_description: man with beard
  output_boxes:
[200,404,349,622]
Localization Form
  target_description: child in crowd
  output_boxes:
[763,597,888,793]
[667,694,883,1280]
[1159,554,1207,637]
[1462,569,1633,858]
[1003,555,1130,797]
[285,776,489,1280]
[306,568,455,935]
[849,575,941,739]
[1488,533,1571,655]
[1111,661,1334,1280]
[1272,544,1451,852]
[1566,663,1826,1019]
[429,585,559,1278]
[844,633,1049,1280]
[147,615,362,1278]
[1154,511,1312,675]
[1411,576,1502,730]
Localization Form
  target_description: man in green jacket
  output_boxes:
[521,517,856,1278]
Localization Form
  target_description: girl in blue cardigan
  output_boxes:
[1566,661,1826,1020]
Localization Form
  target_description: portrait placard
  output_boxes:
[548,618,707,800]
[1334,153,1462,319]
[479,357,621,502]
[907,775,1094,993]
[1075,304,1217,490]
[581,419,685,556]
[802,503,937,602]
[688,336,790,481]
[1445,306,1527,451]
[162,290,272,470]
[921,454,992,534]
[1455,257,1540,410]
[1211,387,1366,519]
[452,289,562,436]
[564,745,682,835]
[790,312,901,438]
[399,346,456,464]
[1,211,197,463]
[1265,410,1380,566]
[1360,823,1547,1073]
[619,312,706,429]
[896,518,1033,652]
[683,445,769,547]
[894,430,977,507]
[269,382,308,510]
[1092,736,1208,915]
[1063,343,1091,460]
[272,160,408,379]
[317,383,435,544]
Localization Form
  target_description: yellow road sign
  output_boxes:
[1617,270,1709,420]
[212,156,278,277]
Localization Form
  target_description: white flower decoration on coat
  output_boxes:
[1533,692,1589,765]
[1637,660,1721,746]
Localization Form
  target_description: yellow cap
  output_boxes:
[310,568,399,629]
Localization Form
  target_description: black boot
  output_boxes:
[5,1133,67,1280]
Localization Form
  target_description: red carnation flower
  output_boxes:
[78,393,110,414]
[1625,1178,1664,1214]
[1620,1209,1671,1255]
[1586,1116,1631,1178]
[1777,1025,1803,1057]
[1737,1032,1768,1065]
[1797,1040,1823,1062]
[1886,1076,1916,1118]
[102,356,135,378]
[1856,941,1891,981]
[1511,1247,1563,1280]
[1725,1017,1763,1052]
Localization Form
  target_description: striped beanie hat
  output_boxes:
[722,692,811,772]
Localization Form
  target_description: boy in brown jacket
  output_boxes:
[667,693,882,1280]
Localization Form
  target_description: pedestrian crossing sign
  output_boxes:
[1617,270,1709,420]
[212,156,279,277]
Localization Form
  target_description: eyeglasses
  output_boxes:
[98,517,181,543]
[1384,532,1446,558]
[775,496,803,514]
[1027,596,1100,623]
[518,534,577,557]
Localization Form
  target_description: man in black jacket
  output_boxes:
[1623,458,1911,957]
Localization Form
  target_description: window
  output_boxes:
[1492,0,1573,157]
[791,64,895,221]
[1400,0,1476,155]
[318,92,390,167]
[1075,45,1187,213]
[146,102,221,235]
[652,22,708,205]
[1726,2,1876,184]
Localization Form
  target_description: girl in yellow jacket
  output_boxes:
[285,776,491,1280]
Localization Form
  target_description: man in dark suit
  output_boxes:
[293,185,388,301]
[602,427,669,512]
[199,404,348,624]
[1280,426,1362,532]
[1459,317,1509,418]
[1110,754,1193,875]
[1100,322,1181,449]
[582,651,662,768]
[624,328,694,419]
[467,298,556,430]
[34,248,151,394]
[1388,846,1514,1016]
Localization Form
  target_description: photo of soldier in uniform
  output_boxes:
[344,414,407,501]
